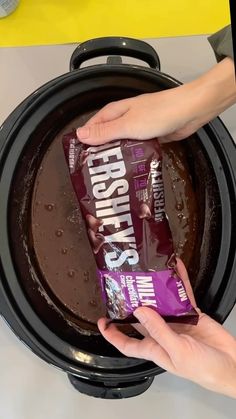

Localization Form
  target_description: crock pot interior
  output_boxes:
[8,81,222,357]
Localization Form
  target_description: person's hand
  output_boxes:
[77,86,201,144]
[98,259,236,398]
[77,57,236,145]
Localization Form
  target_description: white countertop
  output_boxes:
[0,36,236,418]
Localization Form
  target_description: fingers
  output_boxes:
[99,309,184,358]
[84,100,130,126]
[98,318,140,357]
[133,323,150,337]
[77,100,130,145]
[77,118,128,145]
[97,318,173,370]
[176,258,197,308]
[98,318,143,357]
[134,307,182,354]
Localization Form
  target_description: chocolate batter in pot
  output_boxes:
[31,112,198,325]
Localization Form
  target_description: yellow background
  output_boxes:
[0,0,231,47]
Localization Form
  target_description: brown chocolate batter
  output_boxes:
[31,113,198,325]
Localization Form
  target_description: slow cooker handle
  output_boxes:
[70,37,160,71]
[68,374,154,399]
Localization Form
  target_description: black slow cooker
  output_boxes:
[0,37,236,399]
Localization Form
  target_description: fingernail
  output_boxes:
[134,308,146,323]
[99,317,110,330]
[104,318,113,331]
[77,127,89,140]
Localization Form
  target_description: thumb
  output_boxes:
[134,307,181,354]
[77,119,126,145]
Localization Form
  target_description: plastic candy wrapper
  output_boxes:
[63,131,198,324]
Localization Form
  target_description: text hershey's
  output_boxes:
[69,138,76,170]
[150,160,165,222]
[87,141,139,269]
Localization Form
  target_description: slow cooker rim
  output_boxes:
[0,64,182,374]
[0,63,236,374]
[1,63,180,145]
[0,278,162,381]
[199,118,236,318]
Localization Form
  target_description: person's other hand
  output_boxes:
[77,57,236,145]
[98,259,236,398]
